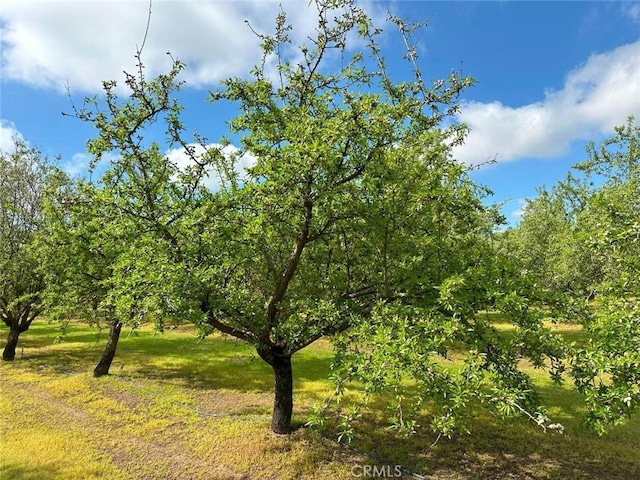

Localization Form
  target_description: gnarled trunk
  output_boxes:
[93,320,122,377]
[2,327,20,361]
[258,346,294,434]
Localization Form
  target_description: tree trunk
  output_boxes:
[258,346,294,434]
[271,354,293,434]
[2,327,20,361]
[93,320,122,377]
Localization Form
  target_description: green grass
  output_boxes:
[1,320,639,479]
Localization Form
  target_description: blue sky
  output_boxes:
[1,0,639,223]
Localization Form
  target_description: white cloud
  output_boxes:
[623,3,640,24]
[61,151,120,178]
[165,143,256,191]
[0,0,384,93]
[0,120,24,153]
[454,40,640,165]
[61,152,91,178]
[510,198,528,220]
[66,144,254,188]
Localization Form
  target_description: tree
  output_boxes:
[570,117,640,432]
[506,117,640,433]
[203,1,471,433]
[0,139,63,360]
[500,176,601,300]
[40,181,137,376]
[43,57,207,376]
[204,0,567,435]
[69,0,570,436]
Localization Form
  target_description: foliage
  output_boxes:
[42,54,212,338]
[508,116,640,432]
[0,139,64,360]
[32,0,639,439]
[48,0,585,436]
[569,117,640,432]
[36,50,223,377]
[499,174,602,299]
[205,0,570,436]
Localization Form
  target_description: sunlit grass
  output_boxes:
[1,319,639,479]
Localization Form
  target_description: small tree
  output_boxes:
[501,177,600,300]
[0,139,63,360]
[54,52,215,376]
[40,181,132,376]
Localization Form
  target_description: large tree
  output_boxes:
[0,139,63,360]
[202,1,567,434]
[70,0,570,436]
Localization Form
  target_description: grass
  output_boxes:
[1,320,639,479]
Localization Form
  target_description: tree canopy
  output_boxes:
[47,0,575,436]
[0,139,64,360]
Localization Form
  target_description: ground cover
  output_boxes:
[1,321,638,479]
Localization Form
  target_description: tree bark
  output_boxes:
[2,327,20,361]
[271,354,293,434]
[93,320,122,377]
[258,346,294,434]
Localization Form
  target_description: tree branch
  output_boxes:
[289,318,352,354]
[205,310,255,343]
[263,196,313,338]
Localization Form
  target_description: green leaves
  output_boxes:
[41,52,220,336]
[505,116,640,433]
[0,139,61,334]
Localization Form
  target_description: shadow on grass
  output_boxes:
[340,404,640,480]
[310,367,640,480]
[117,335,333,396]
[2,322,59,352]
[10,322,334,399]
[0,463,64,480]
[491,323,589,346]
